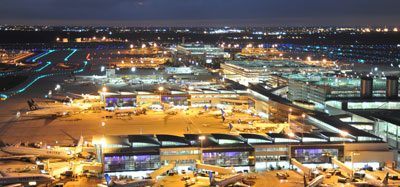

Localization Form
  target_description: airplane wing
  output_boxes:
[60,129,79,144]
[4,184,24,187]
[0,155,37,160]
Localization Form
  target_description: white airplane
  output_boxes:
[3,184,23,187]
[0,171,54,186]
[211,174,245,187]
[352,172,400,187]
[104,174,156,187]
[0,136,84,163]
[304,175,325,187]
[332,157,400,187]
[209,108,232,116]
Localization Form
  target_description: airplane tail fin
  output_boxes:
[0,171,9,177]
[0,140,6,147]
[104,174,113,186]
[60,129,79,145]
[382,172,389,185]
[74,136,84,154]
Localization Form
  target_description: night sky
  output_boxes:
[1,0,399,26]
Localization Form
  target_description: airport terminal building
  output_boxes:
[287,75,400,110]
[93,132,393,176]
[175,44,230,66]
[95,84,396,176]
[94,74,400,176]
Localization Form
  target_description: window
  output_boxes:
[104,155,161,172]
[161,141,187,146]
[161,150,199,155]
[255,147,287,152]
[202,151,250,166]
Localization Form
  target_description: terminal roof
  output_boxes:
[156,134,190,147]
[128,135,160,145]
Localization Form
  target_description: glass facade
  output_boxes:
[376,120,400,149]
[348,102,400,110]
[191,94,239,99]
[161,96,188,106]
[104,155,161,172]
[161,150,199,156]
[293,148,338,163]
[288,77,392,104]
[255,155,288,162]
[106,97,136,108]
[202,151,252,166]
[165,159,197,165]
[255,147,288,152]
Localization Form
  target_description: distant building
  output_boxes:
[175,44,230,67]
[62,38,69,43]
[287,75,400,110]
[236,47,282,59]
[105,69,116,78]
[221,60,327,86]
[165,67,193,74]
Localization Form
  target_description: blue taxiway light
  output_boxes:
[64,49,78,61]
[13,61,89,95]
[26,51,47,62]
[0,62,52,76]
[32,50,56,62]
[34,61,52,72]
[0,94,8,99]
[1,61,89,96]
[16,74,52,93]
[74,61,88,73]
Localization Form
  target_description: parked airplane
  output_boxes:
[351,172,400,187]
[0,136,84,163]
[304,175,325,187]
[332,158,400,187]
[0,171,53,186]
[104,174,156,187]
[211,174,245,187]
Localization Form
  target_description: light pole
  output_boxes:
[351,152,359,170]
[95,136,107,163]
[100,86,108,103]
[351,152,354,170]
[340,130,349,163]
[301,113,306,140]
[55,84,61,91]
[158,86,164,107]
[102,86,107,93]
[340,130,348,144]
[199,135,206,163]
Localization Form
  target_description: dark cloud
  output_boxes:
[0,0,399,26]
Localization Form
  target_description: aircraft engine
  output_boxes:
[29,157,39,163]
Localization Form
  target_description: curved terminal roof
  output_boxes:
[128,135,160,145]
[95,131,383,150]
[156,134,190,147]
[211,133,246,142]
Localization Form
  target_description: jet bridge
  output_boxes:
[195,160,236,175]
[149,161,176,179]
[291,158,312,177]
[384,166,400,176]
[331,157,353,177]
